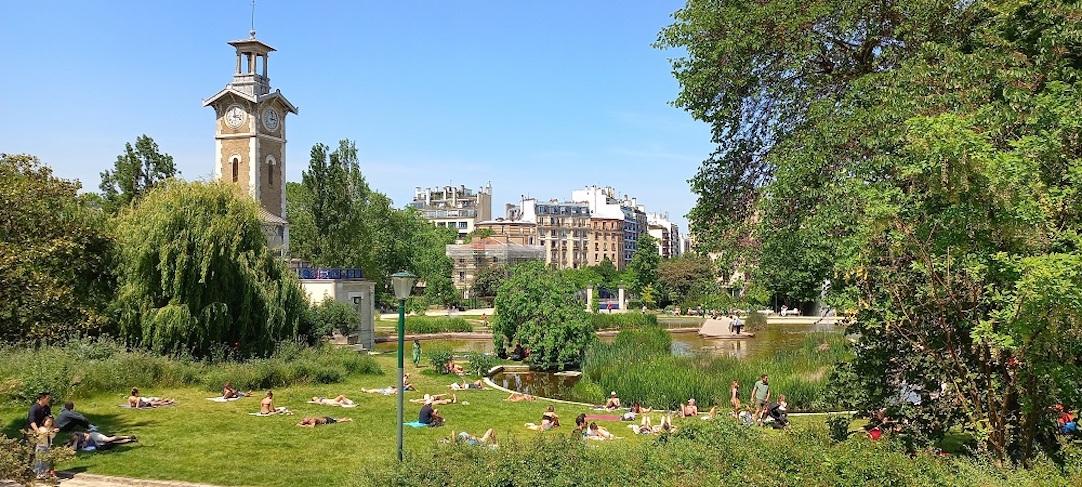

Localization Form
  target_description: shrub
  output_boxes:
[0,338,382,405]
[0,434,74,485]
[744,311,767,331]
[463,352,497,377]
[308,298,360,337]
[406,317,472,334]
[590,312,658,330]
[426,350,455,374]
[826,415,853,443]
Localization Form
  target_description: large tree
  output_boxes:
[0,154,115,343]
[626,233,660,295]
[661,0,1082,462]
[114,181,310,357]
[98,135,177,213]
[657,254,716,307]
[492,261,595,370]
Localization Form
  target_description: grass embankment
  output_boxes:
[573,326,850,411]
[2,350,1077,486]
[590,312,657,330]
[375,316,474,335]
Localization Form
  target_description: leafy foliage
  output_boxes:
[0,154,115,344]
[463,351,497,377]
[492,261,595,370]
[470,264,509,298]
[627,233,660,295]
[656,254,716,307]
[308,298,360,338]
[98,134,177,213]
[113,181,310,357]
[404,317,472,334]
[426,349,455,374]
[663,0,1082,461]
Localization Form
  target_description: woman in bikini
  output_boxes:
[526,405,560,431]
[730,380,741,414]
[296,416,353,427]
[310,395,355,407]
[128,388,175,408]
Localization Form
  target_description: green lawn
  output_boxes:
[2,353,727,486]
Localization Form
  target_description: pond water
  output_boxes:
[377,320,842,401]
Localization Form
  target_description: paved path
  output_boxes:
[3,473,228,487]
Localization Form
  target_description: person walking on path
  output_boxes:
[412,339,422,367]
[750,375,771,425]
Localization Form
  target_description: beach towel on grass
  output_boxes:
[206,396,243,402]
[403,421,433,428]
[306,400,357,408]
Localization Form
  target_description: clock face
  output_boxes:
[262,108,280,131]
[224,105,247,129]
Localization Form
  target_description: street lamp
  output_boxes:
[390,270,417,462]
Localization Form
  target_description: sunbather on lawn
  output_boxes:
[222,382,251,399]
[128,388,175,408]
[449,379,486,391]
[297,416,352,427]
[584,422,616,440]
[454,428,496,446]
[258,391,292,415]
[410,394,456,405]
[526,405,560,431]
[505,392,535,402]
[66,431,138,450]
[361,386,399,396]
[310,395,355,407]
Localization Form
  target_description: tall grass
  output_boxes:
[573,326,850,411]
[590,312,658,330]
[405,316,473,334]
[0,337,382,405]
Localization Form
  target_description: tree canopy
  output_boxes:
[627,233,660,295]
[0,154,115,343]
[492,261,595,370]
[662,0,1082,461]
[114,181,310,357]
[98,135,177,213]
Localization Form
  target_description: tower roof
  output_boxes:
[228,38,276,54]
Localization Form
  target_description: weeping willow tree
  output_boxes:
[114,181,310,357]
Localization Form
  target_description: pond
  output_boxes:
[377,320,841,401]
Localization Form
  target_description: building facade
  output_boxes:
[203,34,297,257]
[410,184,493,239]
[446,237,544,292]
[511,197,591,269]
[587,218,624,268]
[475,219,539,245]
[647,212,682,259]
[571,185,647,268]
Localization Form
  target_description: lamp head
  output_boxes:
[391,271,418,300]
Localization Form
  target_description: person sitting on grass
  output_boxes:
[454,429,497,447]
[737,406,755,426]
[260,391,292,415]
[445,360,465,375]
[361,386,400,396]
[1056,404,1078,435]
[505,392,535,402]
[766,395,789,429]
[450,379,486,391]
[410,393,457,406]
[604,391,621,410]
[623,402,647,421]
[128,388,175,408]
[526,405,560,431]
[56,401,95,432]
[66,430,138,451]
[310,395,355,407]
[572,414,588,437]
[418,399,445,427]
[681,398,699,417]
[222,382,250,399]
[297,416,353,427]
[584,422,615,440]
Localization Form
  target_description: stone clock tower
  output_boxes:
[203,34,297,256]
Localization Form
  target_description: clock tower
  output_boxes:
[203,34,297,257]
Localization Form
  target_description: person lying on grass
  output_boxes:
[222,382,251,399]
[66,430,138,451]
[410,394,457,405]
[584,422,615,440]
[444,360,465,375]
[449,379,486,391]
[453,429,496,447]
[128,388,175,408]
[259,391,292,415]
[629,415,674,435]
[296,416,353,427]
[361,386,399,396]
[526,405,560,431]
[309,395,355,407]
[505,392,535,402]
[418,399,445,427]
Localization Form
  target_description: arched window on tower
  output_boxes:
[231,157,239,183]
[265,155,277,187]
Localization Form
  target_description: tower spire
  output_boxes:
[249,0,256,39]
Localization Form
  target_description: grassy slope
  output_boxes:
[5,353,777,486]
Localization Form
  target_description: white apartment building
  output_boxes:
[409,184,492,238]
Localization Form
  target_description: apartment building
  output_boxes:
[446,237,544,292]
[510,197,591,269]
[475,218,539,245]
[571,185,646,269]
[409,183,492,238]
[647,212,682,259]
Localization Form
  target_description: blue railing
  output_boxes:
[295,267,365,280]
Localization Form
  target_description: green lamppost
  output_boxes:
[390,271,417,462]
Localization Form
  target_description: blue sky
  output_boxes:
[0,1,711,230]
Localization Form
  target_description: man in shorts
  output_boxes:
[751,375,770,425]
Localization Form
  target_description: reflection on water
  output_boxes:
[376,321,841,401]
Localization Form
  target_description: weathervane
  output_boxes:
[249,0,257,38]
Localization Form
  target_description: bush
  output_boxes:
[573,326,850,411]
[0,338,382,405]
[427,350,455,374]
[406,317,472,334]
[308,298,360,337]
[0,434,74,485]
[463,352,497,377]
[367,419,1081,486]
[744,311,767,331]
[590,312,658,330]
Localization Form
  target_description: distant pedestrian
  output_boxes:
[412,339,422,367]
